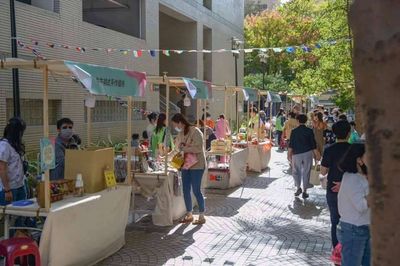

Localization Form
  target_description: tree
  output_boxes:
[350,1,400,265]
[244,0,354,110]
[244,73,289,92]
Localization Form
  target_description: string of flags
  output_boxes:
[13,37,351,59]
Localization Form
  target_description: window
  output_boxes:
[6,99,62,126]
[203,0,212,10]
[85,100,146,123]
[16,0,58,13]
[83,0,144,39]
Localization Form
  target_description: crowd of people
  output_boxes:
[278,105,369,266]
[1,105,370,264]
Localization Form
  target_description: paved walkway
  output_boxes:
[99,148,332,266]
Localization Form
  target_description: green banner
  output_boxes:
[243,87,258,102]
[182,78,212,99]
[65,61,147,97]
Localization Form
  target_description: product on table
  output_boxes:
[210,139,232,153]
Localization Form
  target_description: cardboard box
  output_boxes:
[64,148,114,193]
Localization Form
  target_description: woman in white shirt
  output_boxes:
[337,144,370,266]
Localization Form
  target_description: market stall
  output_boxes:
[244,88,272,172]
[127,76,213,225]
[203,86,249,189]
[0,58,147,265]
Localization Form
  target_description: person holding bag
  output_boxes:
[171,113,206,225]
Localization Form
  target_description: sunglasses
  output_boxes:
[62,126,73,129]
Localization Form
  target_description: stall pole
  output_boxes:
[125,96,133,184]
[87,106,92,147]
[224,85,227,118]
[247,100,250,145]
[165,79,170,175]
[258,92,261,142]
[203,99,207,150]
[269,101,273,140]
[236,91,240,134]
[197,98,200,127]
[43,65,50,211]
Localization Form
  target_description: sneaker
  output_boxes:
[294,188,302,197]
[302,192,309,199]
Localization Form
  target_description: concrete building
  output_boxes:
[245,0,280,14]
[0,0,244,152]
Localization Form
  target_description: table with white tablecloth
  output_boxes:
[247,141,272,173]
[133,171,193,226]
[205,148,249,189]
[3,185,132,266]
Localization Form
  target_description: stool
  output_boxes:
[0,237,41,266]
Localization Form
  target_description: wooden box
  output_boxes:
[64,148,114,194]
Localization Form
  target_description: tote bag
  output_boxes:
[310,163,321,186]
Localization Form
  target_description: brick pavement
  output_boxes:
[99,148,333,266]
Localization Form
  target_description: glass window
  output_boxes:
[6,99,62,126]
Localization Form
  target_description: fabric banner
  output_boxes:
[243,87,258,102]
[267,91,282,103]
[65,61,147,97]
[40,137,55,171]
[182,78,212,99]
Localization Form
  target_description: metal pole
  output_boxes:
[235,55,238,132]
[10,0,20,117]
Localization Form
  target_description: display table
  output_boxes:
[133,171,191,226]
[3,185,132,266]
[205,148,249,189]
[247,141,272,172]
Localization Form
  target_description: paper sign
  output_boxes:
[104,170,117,188]
[40,138,55,171]
[85,95,96,108]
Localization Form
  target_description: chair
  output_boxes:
[0,237,41,266]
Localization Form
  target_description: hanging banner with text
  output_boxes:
[182,78,212,100]
[65,61,147,97]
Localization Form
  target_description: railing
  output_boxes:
[159,95,181,115]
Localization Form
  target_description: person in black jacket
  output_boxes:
[288,114,321,199]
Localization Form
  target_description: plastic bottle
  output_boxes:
[75,173,84,197]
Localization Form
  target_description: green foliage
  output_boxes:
[244,0,354,108]
[244,73,289,93]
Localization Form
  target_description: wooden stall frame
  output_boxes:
[1,58,143,209]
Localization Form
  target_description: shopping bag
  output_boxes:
[320,175,327,189]
[171,152,184,169]
[310,164,321,186]
[330,243,342,265]
[182,153,198,170]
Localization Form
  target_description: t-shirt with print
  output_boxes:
[0,140,25,190]
[321,142,351,195]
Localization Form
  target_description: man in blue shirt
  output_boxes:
[288,114,321,199]
[50,118,81,180]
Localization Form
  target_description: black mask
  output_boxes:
[360,164,368,175]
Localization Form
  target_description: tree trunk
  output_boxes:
[349,1,400,265]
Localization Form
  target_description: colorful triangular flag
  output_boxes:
[150,50,156,57]
[162,50,170,56]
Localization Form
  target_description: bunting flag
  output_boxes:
[11,37,351,59]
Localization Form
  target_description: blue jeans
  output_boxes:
[181,169,205,213]
[0,186,27,206]
[327,192,340,248]
[337,221,371,266]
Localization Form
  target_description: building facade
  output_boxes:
[0,0,244,153]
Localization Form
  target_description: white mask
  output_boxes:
[175,127,182,133]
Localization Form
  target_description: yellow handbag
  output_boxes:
[171,152,184,169]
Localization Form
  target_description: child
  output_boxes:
[131,133,140,148]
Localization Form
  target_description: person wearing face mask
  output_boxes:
[337,143,370,266]
[50,118,81,180]
[0,117,27,205]
[171,113,206,225]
